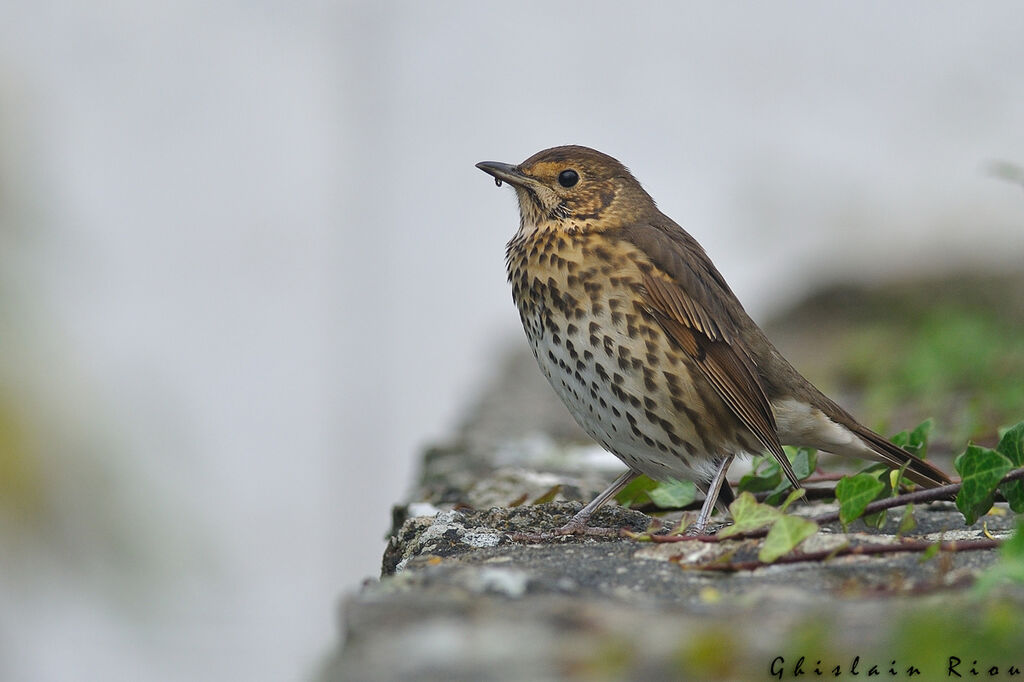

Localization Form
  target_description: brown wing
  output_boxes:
[616,222,802,489]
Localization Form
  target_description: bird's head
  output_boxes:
[477,145,657,235]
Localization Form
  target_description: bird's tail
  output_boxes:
[850,423,953,489]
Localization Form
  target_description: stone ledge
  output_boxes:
[325,273,1024,681]
[325,345,1017,680]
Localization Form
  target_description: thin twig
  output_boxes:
[753,486,836,502]
[632,484,835,513]
[812,467,1024,526]
[679,538,1003,572]
[802,473,847,483]
[640,467,1024,544]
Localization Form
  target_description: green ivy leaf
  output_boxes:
[759,515,819,563]
[737,469,782,494]
[790,447,818,480]
[897,503,917,535]
[749,453,778,475]
[972,521,1024,595]
[857,462,890,482]
[718,492,781,538]
[738,453,782,493]
[779,487,806,513]
[919,542,941,562]
[890,419,934,460]
[764,478,796,506]
[995,422,1024,513]
[909,418,934,458]
[862,509,888,530]
[890,458,913,494]
[997,421,1024,463]
[835,473,887,525]
[647,479,697,509]
[614,475,659,509]
[955,445,1013,525]
[739,451,806,505]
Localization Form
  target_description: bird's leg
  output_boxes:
[559,469,641,533]
[683,455,734,537]
[511,469,640,541]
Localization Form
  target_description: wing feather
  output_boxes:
[618,223,801,489]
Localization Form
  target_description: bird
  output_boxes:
[475,145,953,537]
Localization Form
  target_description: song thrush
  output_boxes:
[476,146,951,536]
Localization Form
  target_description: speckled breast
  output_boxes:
[505,228,740,482]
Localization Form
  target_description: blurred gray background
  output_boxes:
[1,2,1022,680]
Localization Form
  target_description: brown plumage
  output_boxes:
[477,145,951,536]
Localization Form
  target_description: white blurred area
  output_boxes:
[0,2,1021,680]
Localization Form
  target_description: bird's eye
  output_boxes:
[557,169,579,188]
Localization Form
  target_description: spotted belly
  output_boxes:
[517,289,746,484]
[506,229,763,482]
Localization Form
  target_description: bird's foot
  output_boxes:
[679,520,731,538]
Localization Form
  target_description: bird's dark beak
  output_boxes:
[476,161,531,188]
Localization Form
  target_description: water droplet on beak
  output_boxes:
[495,178,502,187]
